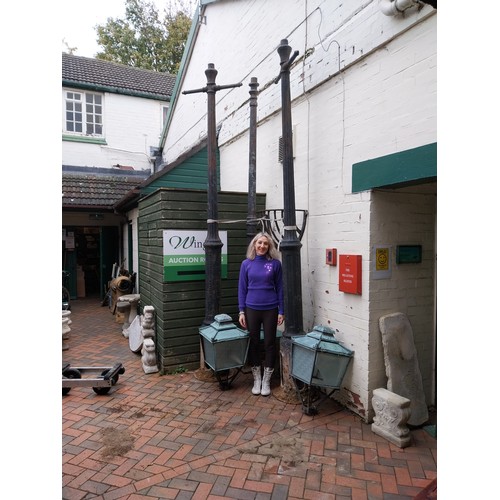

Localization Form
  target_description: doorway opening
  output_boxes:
[62,225,119,300]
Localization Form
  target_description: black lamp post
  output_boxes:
[183,64,242,325]
[273,39,305,400]
[275,39,304,337]
[247,77,259,244]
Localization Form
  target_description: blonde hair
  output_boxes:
[246,232,281,260]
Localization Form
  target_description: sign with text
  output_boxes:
[163,230,228,282]
[339,254,362,295]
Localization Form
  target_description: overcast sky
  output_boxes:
[61,0,196,58]
[61,0,129,57]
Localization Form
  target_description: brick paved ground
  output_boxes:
[62,297,437,499]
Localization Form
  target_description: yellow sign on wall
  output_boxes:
[373,246,392,280]
[376,247,389,271]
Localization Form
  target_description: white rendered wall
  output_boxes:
[121,208,140,290]
[63,91,167,171]
[163,0,437,419]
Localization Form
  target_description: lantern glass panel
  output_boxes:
[200,316,249,372]
[291,331,353,388]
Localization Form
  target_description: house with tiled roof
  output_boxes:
[62,52,176,299]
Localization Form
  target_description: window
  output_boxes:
[162,105,169,129]
[64,90,103,136]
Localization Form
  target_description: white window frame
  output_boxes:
[162,105,169,129]
[63,89,104,137]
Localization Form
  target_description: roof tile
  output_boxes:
[62,171,145,209]
[62,52,176,99]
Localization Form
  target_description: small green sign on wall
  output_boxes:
[396,245,422,264]
[163,230,228,282]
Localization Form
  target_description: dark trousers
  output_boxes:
[245,307,278,369]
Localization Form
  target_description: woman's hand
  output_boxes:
[239,312,247,329]
[277,314,284,326]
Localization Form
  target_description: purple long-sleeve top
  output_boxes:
[238,255,284,314]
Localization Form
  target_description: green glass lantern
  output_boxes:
[199,314,249,389]
[292,325,354,414]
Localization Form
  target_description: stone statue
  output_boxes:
[141,306,158,374]
[379,312,429,426]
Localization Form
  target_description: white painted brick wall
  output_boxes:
[164,0,435,163]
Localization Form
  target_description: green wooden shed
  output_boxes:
[136,143,266,373]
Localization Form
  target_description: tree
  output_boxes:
[95,0,194,74]
[62,38,78,55]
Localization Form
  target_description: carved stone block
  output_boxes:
[371,387,411,448]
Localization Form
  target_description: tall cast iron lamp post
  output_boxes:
[274,39,305,398]
[247,77,259,244]
[183,64,242,325]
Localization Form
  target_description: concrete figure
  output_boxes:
[142,305,155,340]
[379,312,429,426]
[62,312,71,351]
[142,338,159,374]
[140,306,157,373]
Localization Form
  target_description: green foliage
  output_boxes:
[170,365,188,374]
[95,0,193,74]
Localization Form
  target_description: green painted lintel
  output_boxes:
[352,142,437,193]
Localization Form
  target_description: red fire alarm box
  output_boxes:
[326,248,337,266]
[339,254,362,294]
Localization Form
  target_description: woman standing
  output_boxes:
[238,232,284,396]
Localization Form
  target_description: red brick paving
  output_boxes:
[62,297,437,499]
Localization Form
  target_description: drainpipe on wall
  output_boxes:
[380,0,421,16]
